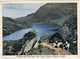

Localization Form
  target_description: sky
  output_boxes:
[2,3,46,18]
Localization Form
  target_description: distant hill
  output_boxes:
[15,13,34,22]
[3,17,31,36]
[15,3,77,24]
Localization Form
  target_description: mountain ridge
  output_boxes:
[15,3,77,23]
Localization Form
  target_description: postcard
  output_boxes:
[0,0,80,59]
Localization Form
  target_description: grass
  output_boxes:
[42,15,71,25]
[3,17,31,36]
[28,45,55,55]
[3,31,36,55]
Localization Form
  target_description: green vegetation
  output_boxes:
[15,3,76,23]
[63,14,77,54]
[43,15,71,25]
[3,31,36,55]
[69,43,77,55]
[3,3,77,55]
[3,17,31,36]
[28,45,55,55]
[63,14,77,32]
[3,40,16,55]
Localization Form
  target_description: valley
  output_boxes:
[3,3,77,55]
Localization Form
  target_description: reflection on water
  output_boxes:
[3,23,60,40]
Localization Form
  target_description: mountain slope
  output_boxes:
[3,17,31,36]
[16,3,77,24]
[15,13,34,22]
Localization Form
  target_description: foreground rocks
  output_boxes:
[39,33,51,43]
[18,30,37,55]
[3,29,37,55]
[49,15,77,54]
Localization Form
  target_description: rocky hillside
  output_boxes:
[3,30,37,55]
[16,3,77,24]
[49,14,77,54]
[3,3,77,55]
[3,16,31,36]
[3,30,57,55]
[15,13,34,22]
[3,29,75,55]
[39,33,51,43]
[61,14,77,54]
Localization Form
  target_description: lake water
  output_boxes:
[3,23,60,40]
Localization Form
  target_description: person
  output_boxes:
[55,40,58,48]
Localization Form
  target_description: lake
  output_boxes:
[3,23,60,40]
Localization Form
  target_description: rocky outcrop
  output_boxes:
[39,33,51,43]
[56,26,71,41]
[18,36,37,55]
[3,29,38,55]
[33,41,39,48]
[51,15,77,54]
[18,29,37,55]
[56,15,77,42]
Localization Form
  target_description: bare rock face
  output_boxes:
[56,15,77,42]
[39,33,51,43]
[29,29,37,34]
[56,25,71,41]
[18,29,37,55]
[18,37,37,55]
[50,15,77,54]
[23,37,37,54]
[33,41,39,48]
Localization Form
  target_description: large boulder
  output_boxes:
[3,29,38,55]
[56,25,71,41]
[33,41,39,48]
[18,29,37,55]
[18,36,37,55]
[39,33,51,43]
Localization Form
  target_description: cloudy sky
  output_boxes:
[2,3,46,18]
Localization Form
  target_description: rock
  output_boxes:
[33,41,39,48]
[39,33,51,43]
[50,15,77,54]
[3,29,38,55]
[29,29,37,35]
[56,25,71,41]
[18,29,37,55]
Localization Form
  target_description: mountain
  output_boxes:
[15,3,77,24]
[3,3,77,55]
[3,16,31,36]
[15,13,34,22]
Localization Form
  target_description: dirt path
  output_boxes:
[40,42,72,55]
[40,42,54,49]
